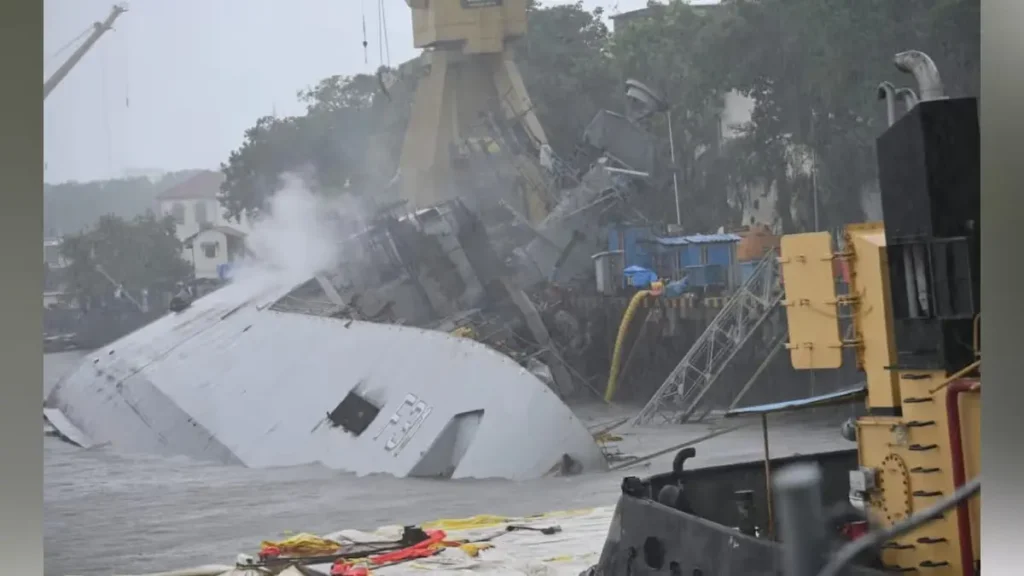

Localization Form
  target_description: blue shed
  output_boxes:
[654,233,741,291]
[607,226,656,271]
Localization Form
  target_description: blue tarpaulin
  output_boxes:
[217,263,235,281]
[623,266,658,288]
[664,277,691,297]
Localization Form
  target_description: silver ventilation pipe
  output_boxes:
[894,50,946,102]
[895,87,919,112]
[877,81,898,126]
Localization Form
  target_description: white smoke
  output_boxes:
[232,173,362,287]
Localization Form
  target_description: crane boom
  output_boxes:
[44,4,127,101]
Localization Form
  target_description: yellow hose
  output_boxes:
[605,288,655,403]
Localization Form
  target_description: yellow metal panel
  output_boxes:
[409,0,527,54]
[857,417,913,525]
[858,414,965,573]
[779,232,842,369]
[399,52,453,208]
[846,223,901,410]
[493,56,549,148]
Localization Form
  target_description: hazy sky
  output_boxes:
[43,0,656,184]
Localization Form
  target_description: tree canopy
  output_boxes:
[59,212,192,312]
[218,63,419,221]
[514,1,619,158]
[217,0,979,234]
[44,170,203,238]
[609,0,978,232]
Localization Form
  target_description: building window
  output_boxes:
[201,242,218,259]
[44,245,60,267]
[195,202,209,226]
[170,203,186,225]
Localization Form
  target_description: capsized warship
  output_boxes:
[44,83,661,481]
[44,201,596,479]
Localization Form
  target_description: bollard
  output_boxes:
[773,463,827,576]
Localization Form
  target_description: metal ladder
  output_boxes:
[632,249,785,425]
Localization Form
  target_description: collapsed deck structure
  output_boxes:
[44,187,635,480]
[45,270,608,480]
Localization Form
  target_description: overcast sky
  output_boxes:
[44,0,661,184]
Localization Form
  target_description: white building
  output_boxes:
[155,171,251,281]
[43,236,70,307]
[43,236,68,270]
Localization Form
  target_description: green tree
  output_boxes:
[219,62,420,221]
[608,0,978,233]
[610,2,742,231]
[515,1,620,158]
[701,0,979,232]
[60,213,192,312]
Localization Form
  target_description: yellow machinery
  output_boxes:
[778,51,980,574]
[400,0,553,224]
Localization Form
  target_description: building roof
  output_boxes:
[655,233,743,246]
[610,5,665,23]
[156,171,225,201]
[610,2,722,24]
[183,225,247,244]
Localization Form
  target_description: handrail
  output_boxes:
[973,314,981,358]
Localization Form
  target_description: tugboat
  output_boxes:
[584,50,981,576]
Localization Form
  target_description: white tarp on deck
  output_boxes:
[113,507,615,576]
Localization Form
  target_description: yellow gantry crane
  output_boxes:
[399,0,553,224]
